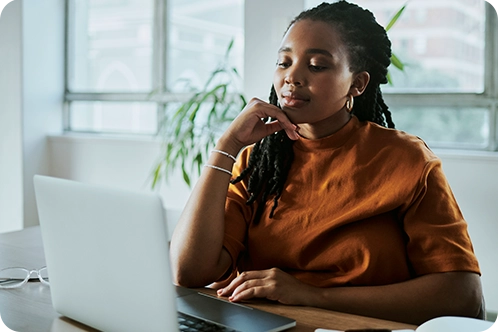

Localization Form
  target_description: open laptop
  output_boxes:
[33,175,296,332]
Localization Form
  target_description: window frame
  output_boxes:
[63,1,498,151]
[63,0,191,135]
[382,2,497,151]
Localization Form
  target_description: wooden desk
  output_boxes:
[0,227,417,332]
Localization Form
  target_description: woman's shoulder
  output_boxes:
[358,120,439,164]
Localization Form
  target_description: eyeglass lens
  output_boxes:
[0,267,49,288]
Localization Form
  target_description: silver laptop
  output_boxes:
[33,175,296,332]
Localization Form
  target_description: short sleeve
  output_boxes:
[402,160,480,276]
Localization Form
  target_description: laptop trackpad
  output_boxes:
[176,293,294,332]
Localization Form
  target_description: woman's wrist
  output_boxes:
[203,137,241,178]
[215,136,245,159]
[298,283,330,307]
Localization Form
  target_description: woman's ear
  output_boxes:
[349,71,370,97]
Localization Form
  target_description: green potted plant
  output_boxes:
[151,40,246,188]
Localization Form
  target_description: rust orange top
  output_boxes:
[223,116,480,287]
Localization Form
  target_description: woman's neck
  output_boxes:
[297,108,353,140]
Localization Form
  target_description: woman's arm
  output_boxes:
[170,98,299,287]
[169,141,237,287]
[217,269,482,325]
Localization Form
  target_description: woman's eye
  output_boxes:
[277,62,290,68]
[309,65,326,72]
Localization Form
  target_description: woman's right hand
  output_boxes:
[220,98,300,153]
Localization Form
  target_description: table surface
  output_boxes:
[0,226,417,332]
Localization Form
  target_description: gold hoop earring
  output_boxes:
[345,94,354,113]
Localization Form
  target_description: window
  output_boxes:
[66,0,497,151]
[304,0,497,151]
[65,0,244,135]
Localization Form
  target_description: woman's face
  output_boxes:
[273,19,369,139]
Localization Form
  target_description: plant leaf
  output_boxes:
[207,103,218,126]
[385,4,407,31]
[151,162,162,189]
[188,102,202,123]
[386,71,393,86]
[203,68,227,90]
[194,153,203,176]
[181,162,191,187]
[225,38,234,60]
[239,94,247,108]
[172,95,196,122]
[220,103,232,120]
[220,84,228,102]
[147,87,162,99]
[390,53,404,71]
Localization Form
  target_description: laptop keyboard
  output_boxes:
[178,312,239,332]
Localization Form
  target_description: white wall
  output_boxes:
[0,0,64,232]
[47,135,190,208]
[0,0,23,233]
[21,0,65,227]
[437,151,498,314]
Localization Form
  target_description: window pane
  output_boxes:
[68,0,154,92]
[392,107,489,148]
[166,0,244,92]
[305,0,486,93]
[69,101,157,134]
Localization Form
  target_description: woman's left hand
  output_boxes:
[216,268,316,305]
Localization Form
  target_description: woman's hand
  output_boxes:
[220,98,300,154]
[216,268,316,305]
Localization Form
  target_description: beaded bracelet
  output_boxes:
[212,149,237,162]
[204,164,233,176]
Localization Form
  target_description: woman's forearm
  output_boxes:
[170,138,242,287]
[304,272,482,325]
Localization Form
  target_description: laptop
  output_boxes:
[33,175,296,332]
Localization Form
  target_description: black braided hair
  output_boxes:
[231,1,395,223]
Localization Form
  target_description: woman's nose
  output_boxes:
[284,67,305,86]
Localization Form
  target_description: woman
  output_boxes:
[170,1,482,325]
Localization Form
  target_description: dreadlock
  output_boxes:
[231,1,395,224]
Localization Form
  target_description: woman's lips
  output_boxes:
[281,93,310,108]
